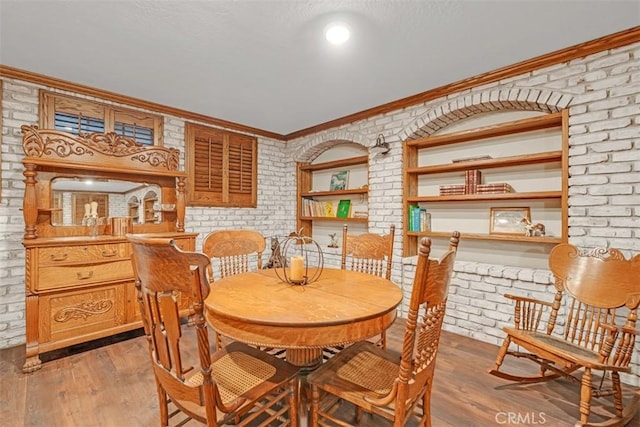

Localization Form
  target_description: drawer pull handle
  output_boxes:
[77,271,94,280]
[50,253,68,262]
[101,249,118,257]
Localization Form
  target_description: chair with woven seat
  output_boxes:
[202,229,266,280]
[202,229,266,350]
[308,231,459,427]
[129,235,299,427]
[338,224,395,350]
[489,243,640,426]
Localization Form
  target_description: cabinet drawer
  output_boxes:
[37,260,134,291]
[39,285,126,343]
[38,243,130,266]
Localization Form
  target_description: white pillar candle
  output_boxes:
[290,256,304,281]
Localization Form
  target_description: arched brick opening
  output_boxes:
[399,87,574,140]
[292,130,371,163]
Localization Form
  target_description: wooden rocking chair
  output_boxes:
[489,243,640,426]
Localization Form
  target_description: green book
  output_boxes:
[336,199,351,218]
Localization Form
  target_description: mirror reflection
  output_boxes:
[51,178,162,226]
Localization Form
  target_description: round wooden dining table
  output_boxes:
[204,267,402,370]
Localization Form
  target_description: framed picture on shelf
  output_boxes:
[329,170,349,191]
[490,207,530,235]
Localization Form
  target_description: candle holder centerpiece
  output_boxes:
[274,229,324,285]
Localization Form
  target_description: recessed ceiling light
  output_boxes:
[325,22,350,45]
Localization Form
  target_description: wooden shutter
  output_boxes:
[192,128,225,204]
[39,90,163,145]
[228,133,257,206]
[186,123,257,207]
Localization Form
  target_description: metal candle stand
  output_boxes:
[273,229,324,285]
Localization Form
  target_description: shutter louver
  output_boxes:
[228,137,254,196]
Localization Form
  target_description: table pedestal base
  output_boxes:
[286,348,323,371]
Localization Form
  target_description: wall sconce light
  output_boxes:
[371,134,390,155]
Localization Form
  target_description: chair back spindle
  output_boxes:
[202,229,266,279]
[341,224,395,280]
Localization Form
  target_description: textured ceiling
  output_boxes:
[1,0,638,135]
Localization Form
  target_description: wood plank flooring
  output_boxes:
[1,320,638,426]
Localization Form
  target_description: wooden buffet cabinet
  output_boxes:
[20,125,197,372]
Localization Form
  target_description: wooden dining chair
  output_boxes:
[128,235,299,427]
[202,229,266,279]
[489,243,640,426]
[202,229,267,350]
[339,224,395,349]
[308,232,460,427]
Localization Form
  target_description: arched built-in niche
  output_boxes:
[400,87,574,269]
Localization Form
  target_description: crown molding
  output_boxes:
[0,65,286,141]
[284,26,640,140]
[1,26,638,142]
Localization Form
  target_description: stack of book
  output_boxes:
[465,170,482,194]
[439,184,466,196]
[301,198,337,217]
[408,205,431,232]
[477,183,515,194]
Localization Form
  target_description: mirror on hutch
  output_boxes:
[20,125,197,372]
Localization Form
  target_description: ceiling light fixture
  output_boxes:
[325,22,350,45]
[371,134,390,155]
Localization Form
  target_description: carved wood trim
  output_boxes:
[53,299,114,322]
[21,125,181,174]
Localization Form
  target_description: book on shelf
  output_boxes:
[439,184,466,196]
[336,199,352,218]
[477,183,515,194]
[408,205,430,232]
[420,209,431,232]
[323,201,336,217]
[464,170,482,194]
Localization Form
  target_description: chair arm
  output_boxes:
[599,323,640,367]
[600,323,640,337]
[503,294,554,332]
[503,294,554,307]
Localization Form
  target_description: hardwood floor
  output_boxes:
[1,320,638,426]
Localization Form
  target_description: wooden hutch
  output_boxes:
[20,125,197,372]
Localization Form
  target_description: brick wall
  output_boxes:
[288,41,640,385]
[1,41,638,384]
[0,80,296,349]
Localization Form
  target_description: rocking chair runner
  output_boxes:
[489,243,640,427]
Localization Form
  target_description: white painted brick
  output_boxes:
[569,216,609,227]
[588,206,633,217]
[610,83,640,97]
[569,153,609,165]
[586,75,630,91]
[568,111,609,125]
[609,127,640,140]
[568,132,608,145]
[588,117,632,132]
[610,172,640,183]
[589,184,634,195]
[588,163,633,174]
[589,140,633,153]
